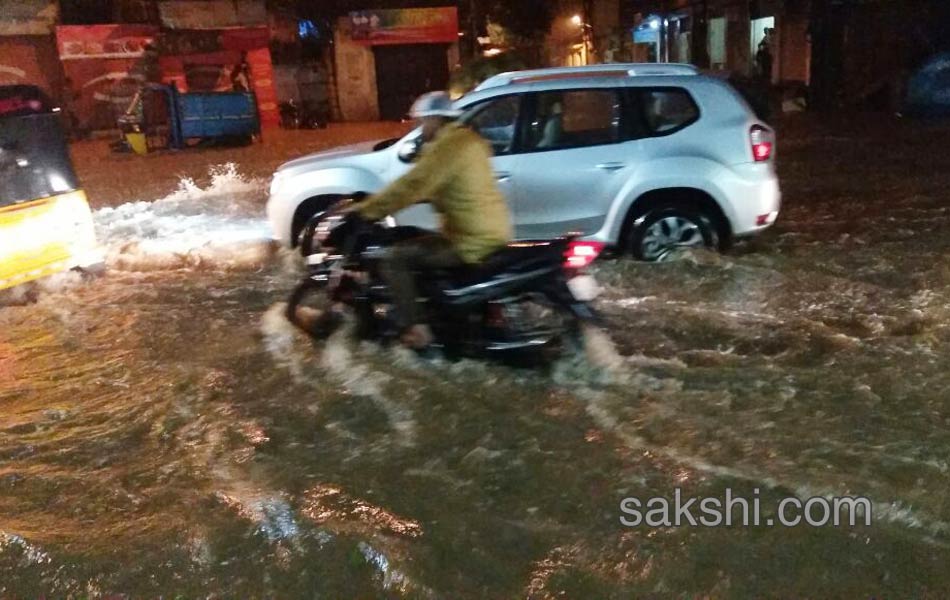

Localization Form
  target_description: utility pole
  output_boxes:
[809,0,845,110]
[691,0,710,68]
[583,0,595,63]
[468,0,479,61]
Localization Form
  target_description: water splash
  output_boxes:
[258,302,418,446]
[93,163,275,271]
[319,328,418,447]
[0,532,51,565]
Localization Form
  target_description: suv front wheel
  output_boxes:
[628,205,719,261]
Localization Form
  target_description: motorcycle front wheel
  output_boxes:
[286,279,343,338]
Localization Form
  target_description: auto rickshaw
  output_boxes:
[0,85,103,291]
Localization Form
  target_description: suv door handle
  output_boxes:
[596,162,626,172]
[494,171,511,182]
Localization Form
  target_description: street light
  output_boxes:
[571,14,592,65]
[637,14,666,63]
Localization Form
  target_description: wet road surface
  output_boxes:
[3,116,950,597]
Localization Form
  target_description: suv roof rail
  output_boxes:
[475,63,699,91]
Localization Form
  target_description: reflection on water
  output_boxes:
[4,120,950,597]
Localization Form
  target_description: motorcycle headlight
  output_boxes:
[315,213,346,249]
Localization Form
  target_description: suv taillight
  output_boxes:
[750,125,774,162]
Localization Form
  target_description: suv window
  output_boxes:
[463,95,520,155]
[525,90,621,151]
[639,88,699,135]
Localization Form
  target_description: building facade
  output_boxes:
[619,0,950,110]
[808,0,948,109]
[0,0,280,130]
[620,0,810,86]
[544,0,623,67]
[333,7,460,121]
[0,0,65,100]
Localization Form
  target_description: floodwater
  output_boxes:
[3,115,950,597]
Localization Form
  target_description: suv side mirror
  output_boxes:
[397,135,422,163]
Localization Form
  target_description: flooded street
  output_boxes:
[3,116,950,597]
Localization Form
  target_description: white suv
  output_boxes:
[267,63,780,261]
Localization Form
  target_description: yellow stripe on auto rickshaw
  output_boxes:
[0,258,75,291]
[0,191,94,291]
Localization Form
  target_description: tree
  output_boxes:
[475,0,554,66]
[808,0,846,110]
[448,52,529,96]
[485,0,554,41]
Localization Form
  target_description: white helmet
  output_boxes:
[409,91,461,119]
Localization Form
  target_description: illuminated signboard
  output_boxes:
[347,7,459,46]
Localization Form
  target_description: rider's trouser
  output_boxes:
[381,234,463,330]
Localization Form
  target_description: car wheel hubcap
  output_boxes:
[641,216,705,261]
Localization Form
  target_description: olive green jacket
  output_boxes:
[355,122,514,264]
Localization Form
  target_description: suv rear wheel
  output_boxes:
[628,205,719,261]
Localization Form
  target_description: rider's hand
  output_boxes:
[332,199,360,218]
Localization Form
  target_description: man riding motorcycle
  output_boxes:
[349,91,514,349]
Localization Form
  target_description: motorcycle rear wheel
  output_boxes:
[491,294,578,367]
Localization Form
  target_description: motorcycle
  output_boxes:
[278,99,328,130]
[285,201,605,366]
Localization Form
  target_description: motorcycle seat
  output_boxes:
[437,242,561,289]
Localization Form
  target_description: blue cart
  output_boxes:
[905,53,950,118]
[118,83,261,153]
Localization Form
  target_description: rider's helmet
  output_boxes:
[409,91,462,119]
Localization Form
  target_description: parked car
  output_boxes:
[267,63,781,261]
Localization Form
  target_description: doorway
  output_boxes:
[751,16,776,80]
[373,44,449,121]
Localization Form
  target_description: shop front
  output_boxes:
[334,7,459,122]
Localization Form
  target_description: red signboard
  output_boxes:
[220,27,271,52]
[56,24,158,61]
[55,25,160,130]
[347,7,459,46]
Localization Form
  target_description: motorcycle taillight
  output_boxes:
[485,302,506,328]
[564,241,605,270]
